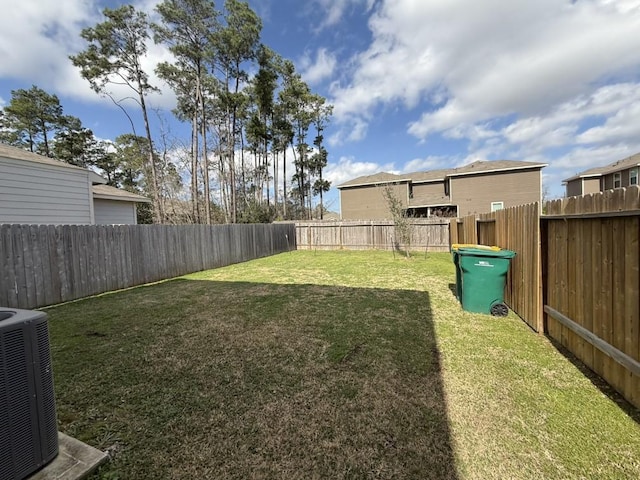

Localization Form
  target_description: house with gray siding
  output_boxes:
[338,160,546,220]
[563,153,640,197]
[0,143,150,225]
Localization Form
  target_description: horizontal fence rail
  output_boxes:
[294,219,451,252]
[0,223,296,310]
[544,305,640,378]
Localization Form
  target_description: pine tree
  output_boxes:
[70,5,164,223]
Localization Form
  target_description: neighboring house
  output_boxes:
[338,160,546,219]
[0,143,150,225]
[563,153,640,197]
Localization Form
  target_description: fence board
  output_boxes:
[0,223,295,310]
[1,226,17,306]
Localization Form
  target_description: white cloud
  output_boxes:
[552,144,640,171]
[329,0,640,148]
[577,100,640,144]
[0,0,95,95]
[324,155,396,185]
[313,0,376,29]
[0,0,177,110]
[328,116,369,146]
[402,156,451,173]
[300,48,338,85]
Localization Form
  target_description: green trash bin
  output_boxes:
[450,244,501,301]
[457,247,516,316]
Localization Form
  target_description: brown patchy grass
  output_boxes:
[46,251,640,479]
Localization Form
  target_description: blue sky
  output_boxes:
[2,0,640,213]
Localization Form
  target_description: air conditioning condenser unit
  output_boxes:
[0,308,58,480]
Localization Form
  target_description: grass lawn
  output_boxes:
[46,250,639,479]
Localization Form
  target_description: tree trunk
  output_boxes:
[191,110,199,223]
[230,74,237,224]
[139,87,163,224]
[217,148,230,223]
[40,118,50,157]
[265,136,270,206]
[319,170,324,220]
[198,77,211,225]
[273,150,278,215]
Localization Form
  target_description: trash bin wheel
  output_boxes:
[490,302,509,317]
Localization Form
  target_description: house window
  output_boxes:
[614,172,621,188]
[630,168,638,186]
[491,201,504,212]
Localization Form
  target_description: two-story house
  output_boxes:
[563,153,640,197]
[338,160,547,220]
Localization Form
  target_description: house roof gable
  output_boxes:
[92,184,151,203]
[447,160,547,177]
[563,152,640,182]
[337,172,409,188]
[0,142,108,184]
[0,143,86,172]
[407,169,451,183]
[338,160,546,189]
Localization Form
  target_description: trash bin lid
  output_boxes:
[451,243,501,252]
[457,247,516,259]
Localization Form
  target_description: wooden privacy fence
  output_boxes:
[544,188,639,408]
[0,223,295,310]
[295,219,450,252]
[450,190,639,408]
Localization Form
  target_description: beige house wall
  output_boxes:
[583,177,602,194]
[409,182,449,206]
[451,169,542,217]
[566,178,601,197]
[565,179,583,197]
[340,182,408,220]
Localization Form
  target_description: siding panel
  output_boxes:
[451,169,542,217]
[409,182,450,206]
[340,183,408,220]
[0,157,92,225]
[93,199,137,225]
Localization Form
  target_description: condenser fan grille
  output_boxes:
[36,322,58,458]
[0,309,58,480]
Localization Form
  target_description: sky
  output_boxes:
[2,0,640,213]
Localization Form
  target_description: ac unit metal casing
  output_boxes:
[0,308,58,480]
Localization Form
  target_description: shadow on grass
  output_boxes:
[46,277,460,480]
[448,283,457,298]
[544,335,640,424]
